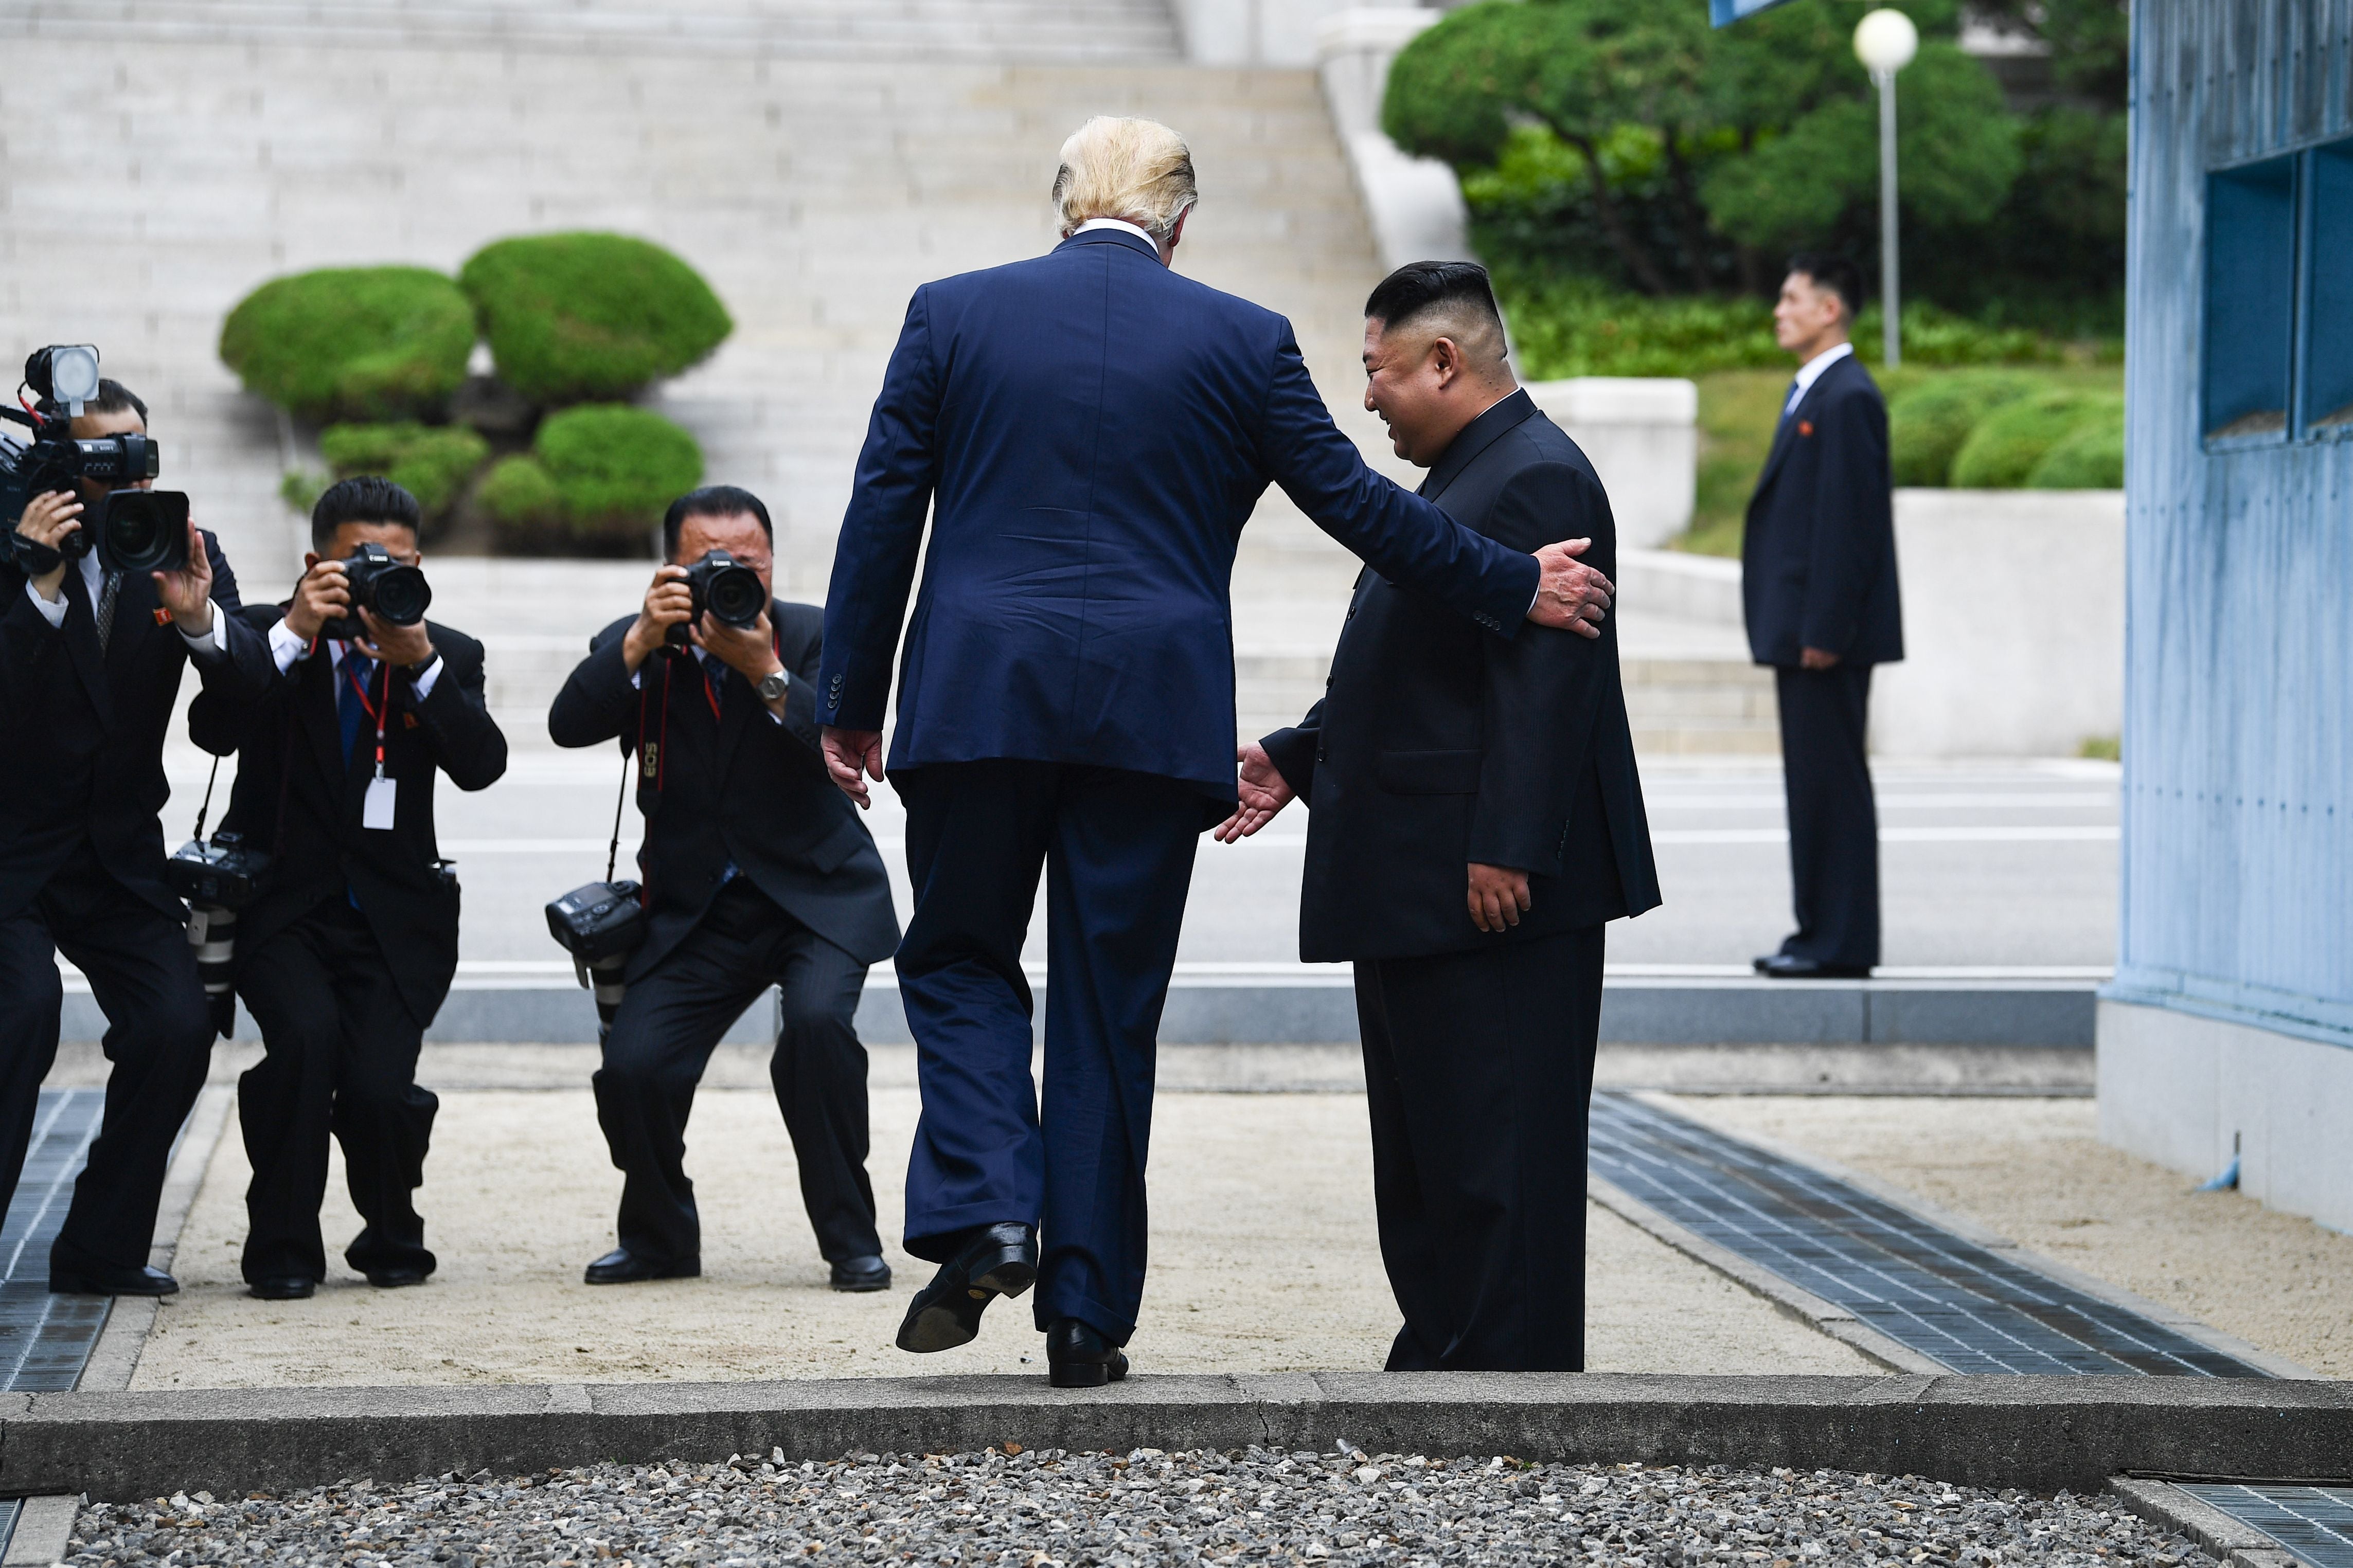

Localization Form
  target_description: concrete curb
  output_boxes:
[6,1375,2351,1502]
[2109,1477,2312,1568]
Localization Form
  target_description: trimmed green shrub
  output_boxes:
[279,470,329,518]
[1888,371,2042,486]
[220,267,475,423]
[476,455,564,531]
[1949,390,2116,489]
[2026,404,2125,488]
[459,233,732,405]
[317,422,490,521]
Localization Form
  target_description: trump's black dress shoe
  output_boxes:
[366,1267,431,1289]
[830,1255,892,1293]
[1045,1317,1129,1389]
[49,1262,178,1296]
[1757,954,1872,980]
[896,1222,1037,1353]
[248,1275,316,1301]
[583,1248,700,1285]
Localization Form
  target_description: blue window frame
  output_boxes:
[2298,140,2353,435]
[2206,135,2353,444]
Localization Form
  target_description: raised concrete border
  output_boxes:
[61,980,2100,1049]
[1,1497,80,1567]
[2109,1476,2330,1568]
[4,1375,2351,1502]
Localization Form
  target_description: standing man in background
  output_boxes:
[1743,255,1903,980]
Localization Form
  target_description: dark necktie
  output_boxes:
[338,653,377,763]
[94,569,122,654]
[705,656,727,716]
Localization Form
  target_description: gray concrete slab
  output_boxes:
[5,1373,2352,1502]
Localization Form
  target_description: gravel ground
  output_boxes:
[63,1448,2216,1567]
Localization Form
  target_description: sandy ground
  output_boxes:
[1668,1095,2353,1377]
[130,1087,1873,1389]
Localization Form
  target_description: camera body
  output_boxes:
[319,543,433,643]
[166,832,272,1014]
[547,879,647,1039]
[2,344,189,576]
[663,548,766,653]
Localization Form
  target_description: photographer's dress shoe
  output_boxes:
[49,1263,179,1297]
[1045,1317,1129,1389]
[1758,954,1872,980]
[366,1267,431,1289]
[830,1255,892,1293]
[582,1248,700,1286]
[896,1222,1037,1354]
[248,1276,316,1301]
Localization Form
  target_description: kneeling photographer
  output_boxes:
[188,477,507,1300]
[548,485,899,1290]
[0,350,273,1296]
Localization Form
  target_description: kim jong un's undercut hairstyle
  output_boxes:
[1365,261,1511,373]
[1052,116,1199,242]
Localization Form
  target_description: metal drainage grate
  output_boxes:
[1587,1092,2267,1377]
[2176,1484,2353,1568]
[0,1089,113,1391]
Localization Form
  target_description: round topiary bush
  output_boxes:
[220,267,475,424]
[1887,371,2041,486]
[459,233,732,406]
[2026,405,2125,489]
[476,455,564,535]
[317,421,490,523]
[520,404,703,552]
[1949,390,2112,489]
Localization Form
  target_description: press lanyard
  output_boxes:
[342,644,391,779]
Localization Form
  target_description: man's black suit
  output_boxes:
[0,534,273,1277]
[548,600,900,1269]
[189,605,508,1286]
[1261,390,1660,1371]
[1740,350,1903,969]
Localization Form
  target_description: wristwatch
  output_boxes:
[756,667,791,703]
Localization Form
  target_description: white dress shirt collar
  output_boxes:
[1785,340,1855,413]
[1071,217,1158,249]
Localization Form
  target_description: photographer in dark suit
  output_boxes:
[1226,263,1660,1372]
[0,376,273,1296]
[549,485,900,1291]
[188,477,507,1299]
[1742,256,1903,980]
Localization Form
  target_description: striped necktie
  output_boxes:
[94,569,122,654]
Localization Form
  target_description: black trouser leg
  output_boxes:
[0,907,67,1230]
[1775,662,1880,968]
[1357,926,1605,1373]
[322,908,436,1278]
[594,879,780,1266]
[769,930,882,1263]
[42,844,213,1274]
[236,912,342,1285]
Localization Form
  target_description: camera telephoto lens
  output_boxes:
[366,561,433,626]
[97,489,190,574]
[691,548,767,629]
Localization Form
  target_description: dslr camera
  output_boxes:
[663,547,766,654]
[1,345,191,575]
[166,832,272,1033]
[319,542,433,642]
[547,879,647,1040]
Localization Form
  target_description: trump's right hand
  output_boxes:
[1214,741,1295,843]
[1528,538,1612,638]
[822,726,885,809]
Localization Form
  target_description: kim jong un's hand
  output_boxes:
[1526,538,1612,639]
[1214,741,1295,843]
[1468,862,1532,932]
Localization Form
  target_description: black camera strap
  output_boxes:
[190,754,222,843]
[605,745,629,885]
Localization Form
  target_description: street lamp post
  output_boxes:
[1853,9,1918,369]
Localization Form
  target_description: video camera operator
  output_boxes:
[548,485,900,1290]
[0,370,273,1296]
[187,477,507,1300]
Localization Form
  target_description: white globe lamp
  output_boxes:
[1853,9,1919,366]
[1853,8,1919,74]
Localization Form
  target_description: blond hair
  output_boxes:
[1051,116,1198,241]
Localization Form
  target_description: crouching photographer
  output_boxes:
[0,351,274,1296]
[548,485,900,1290]
[187,477,507,1300]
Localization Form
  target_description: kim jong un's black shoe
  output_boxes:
[1045,1317,1129,1389]
[895,1223,1037,1353]
[830,1255,893,1292]
[583,1248,701,1285]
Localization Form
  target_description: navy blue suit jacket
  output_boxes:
[817,226,1543,804]
[1741,352,1904,668]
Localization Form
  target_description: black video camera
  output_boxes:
[547,879,647,1039]
[663,548,766,654]
[318,542,433,642]
[166,832,272,1023]
[1,345,190,575]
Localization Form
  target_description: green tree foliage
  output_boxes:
[483,405,701,553]
[2026,403,2125,488]
[1948,388,2118,487]
[459,233,733,406]
[476,455,564,532]
[219,267,475,423]
[316,421,491,523]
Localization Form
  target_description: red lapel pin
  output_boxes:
[1798,420,1815,437]
[152,608,172,625]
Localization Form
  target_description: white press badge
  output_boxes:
[364,776,397,831]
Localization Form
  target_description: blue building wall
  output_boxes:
[2111,0,2353,1043]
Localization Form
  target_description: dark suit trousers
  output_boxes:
[0,839,213,1274]
[893,760,1201,1345]
[594,878,881,1266]
[236,896,438,1284]
[1774,663,1881,968]
[1356,924,1605,1373]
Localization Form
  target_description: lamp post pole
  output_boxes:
[1853,9,1917,369]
